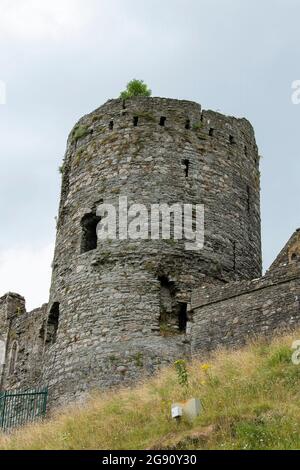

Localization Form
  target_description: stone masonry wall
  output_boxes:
[191,263,300,354]
[268,229,300,271]
[43,97,261,405]
[0,293,47,391]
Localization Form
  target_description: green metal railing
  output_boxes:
[0,388,48,431]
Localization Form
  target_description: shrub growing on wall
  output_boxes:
[120,79,152,99]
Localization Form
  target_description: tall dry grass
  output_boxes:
[1,329,300,450]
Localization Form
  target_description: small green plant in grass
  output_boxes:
[174,359,189,388]
[267,345,292,367]
[234,420,272,450]
[200,362,220,388]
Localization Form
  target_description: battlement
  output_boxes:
[66,97,258,168]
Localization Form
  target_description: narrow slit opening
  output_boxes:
[182,159,190,177]
[247,186,251,213]
[46,303,60,345]
[178,303,188,332]
[185,119,191,130]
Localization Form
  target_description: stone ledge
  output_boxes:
[191,264,300,309]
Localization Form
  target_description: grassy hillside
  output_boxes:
[1,329,300,450]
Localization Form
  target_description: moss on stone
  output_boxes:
[192,121,203,131]
[71,125,90,143]
[133,352,144,367]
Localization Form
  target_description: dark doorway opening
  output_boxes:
[81,212,101,253]
[178,303,188,332]
[46,302,60,345]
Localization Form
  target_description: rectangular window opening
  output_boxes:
[159,116,166,127]
[81,212,101,253]
[178,303,188,332]
[46,303,60,345]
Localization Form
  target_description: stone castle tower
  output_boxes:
[41,97,261,402]
[2,96,300,412]
[2,96,300,410]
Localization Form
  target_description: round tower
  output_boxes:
[43,97,261,403]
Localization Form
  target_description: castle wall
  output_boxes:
[268,229,300,271]
[43,97,261,404]
[191,264,300,354]
[0,293,26,388]
[0,295,46,391]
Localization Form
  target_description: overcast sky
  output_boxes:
[0,0,299,310]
